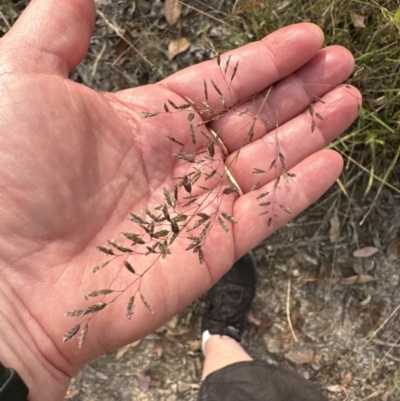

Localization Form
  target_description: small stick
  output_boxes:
[286,277,298,342]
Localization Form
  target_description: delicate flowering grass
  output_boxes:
[63,49,361,348]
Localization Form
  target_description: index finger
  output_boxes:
[160,23,324,110]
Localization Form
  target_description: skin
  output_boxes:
[0,1,361,400]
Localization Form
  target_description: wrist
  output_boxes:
[0,279,70,401]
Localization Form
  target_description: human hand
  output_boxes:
[0,1,360,400]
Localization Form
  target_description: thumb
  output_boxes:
[0,0,95,76]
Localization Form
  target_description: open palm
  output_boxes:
[0,1,360,400]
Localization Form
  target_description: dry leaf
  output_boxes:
[95,371,109,380]
[341,372,353,388]
[284,348,315,364]
[329,210,340,243]
[326,385,343,393]
[257,315,273,335]
[187,340,201,352]
[64,390,79,399]
[387,236,400,255]
[353,246,379,258]
[263,337,283,354]
[168,37,191,60]
[177,381,192,393]
[137,375,151,392]
[115,340,141,360]
[164,0,182,25]
[115,345,130,360]
[351,12,366,28]
[247,310,261,326]
[340,274,375,285]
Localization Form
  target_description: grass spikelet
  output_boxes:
[167,136,184,146]
[210,79,223,96]
[140,111,159,119]
[97,246,115,256]
[65,302,107,317]
[108,239,133,253]
[140,293,154,313]
[175,152,196,163]
[313,96,325,104]
[194,246,204,264]
[182,196,199,207]
[163,188,176,208]
[248,123,255,142]
[168,99,179,109]
[152,230,169,238]
[120,232,146,245]
[204,80,208,100]
[256,192,269,200]
[224,55,231,73]
[159,241,171,258]
[91,260,111,274]
[205,169,217,181]
[124,260,136,274]
[190,215,210,230]
[268,158,276,171]
[129,213,148,225]
[258,211,269,217]
[126,295,135,319]
[279,204,293,214]
[182,175,192,193]
[63,324,80,343]
[190,124,196,144]
[85,289,115,300]
[223,186,238,195]
[221,212,238,224]
[231,61,239,82]
[218,216,229,232]
[145,208,159,221]
[207,140,215,158]
[78,322,88,348]
[278,152,286,171]
[173,214,187,223]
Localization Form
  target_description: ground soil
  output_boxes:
[2,1,399,400]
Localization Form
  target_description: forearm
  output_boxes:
[0,280,70,401]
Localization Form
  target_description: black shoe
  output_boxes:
[201,253,257,342]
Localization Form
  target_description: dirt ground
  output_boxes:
[2,1,399,400]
